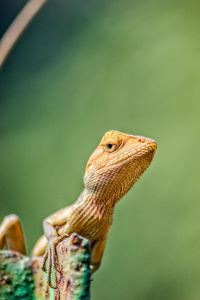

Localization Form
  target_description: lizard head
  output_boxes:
[84,130,157,202]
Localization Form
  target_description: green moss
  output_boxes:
[0,236,92,300]
[69,238,91,300]
[0,251,35,300]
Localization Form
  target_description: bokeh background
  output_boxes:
[1,0,200,299]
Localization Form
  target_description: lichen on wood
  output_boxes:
[0,233,91,300]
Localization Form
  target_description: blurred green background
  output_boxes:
[1,0,200,299]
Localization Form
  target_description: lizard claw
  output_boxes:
[41,249,48,273]
[41,234,70,288]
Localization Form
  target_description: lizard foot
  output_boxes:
[41,233,69,289]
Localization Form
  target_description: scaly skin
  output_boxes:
[32,130,157,287]
[0,130,157,289]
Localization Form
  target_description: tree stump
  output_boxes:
[0,233,91,300]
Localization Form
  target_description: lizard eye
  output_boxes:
[104,143,116,152]
[107,144,113,149]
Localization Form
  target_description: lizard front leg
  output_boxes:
[40,207,71,288]
[0,214,26,255]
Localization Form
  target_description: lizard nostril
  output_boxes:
[138,139,144,143]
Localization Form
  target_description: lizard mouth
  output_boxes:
[105,141,157,167]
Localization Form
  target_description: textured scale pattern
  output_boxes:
[31,130,157,282]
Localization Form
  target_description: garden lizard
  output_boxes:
[0,130,157,288]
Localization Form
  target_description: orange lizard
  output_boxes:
[0,130,157,288]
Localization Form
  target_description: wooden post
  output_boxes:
[0,233,91,300]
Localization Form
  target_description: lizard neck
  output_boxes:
[75,188,117,220]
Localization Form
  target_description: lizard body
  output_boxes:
[0,130,157,288]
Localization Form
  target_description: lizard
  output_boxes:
[0,130,157,288]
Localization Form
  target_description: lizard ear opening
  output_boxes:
[86,162,94,175]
